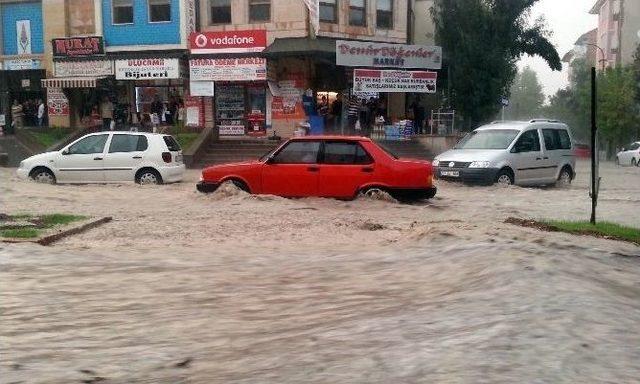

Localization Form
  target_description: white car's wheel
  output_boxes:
[30,168,56,184]
[136,169,162,185]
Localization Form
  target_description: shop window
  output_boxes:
[349,0,366,26]
[320,0,337,23]
[249,0,270,22]
[376,0,392,29]
[109,134,148,153]
[148,0,171,23]
[273,141,320,164]
[210,0,231,24]
[113,0,134,25]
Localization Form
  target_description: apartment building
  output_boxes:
[590,0,640,68]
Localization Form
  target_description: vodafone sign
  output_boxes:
[190,30,267,54]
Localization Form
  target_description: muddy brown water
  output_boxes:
[1,161,639,383]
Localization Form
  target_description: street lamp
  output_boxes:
[581,43,607,71]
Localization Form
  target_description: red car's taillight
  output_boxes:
[162,152,172,163]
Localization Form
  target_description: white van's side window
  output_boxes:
[542,129,571,150]
[514,130,541,152]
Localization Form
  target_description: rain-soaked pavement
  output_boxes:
[1,161,639,383]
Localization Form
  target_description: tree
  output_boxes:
[431,0,561,129]
[504,66,545,120]
[597,66,639,152]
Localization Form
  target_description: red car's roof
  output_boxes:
[290,135,372,142]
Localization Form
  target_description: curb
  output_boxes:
[1,217,112,246]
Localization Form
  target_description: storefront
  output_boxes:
[45,36,113,128]
[114,56,186,128]
[0,59,46,129]
[189,30,268,138]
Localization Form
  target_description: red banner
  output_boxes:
[189,30,267,54]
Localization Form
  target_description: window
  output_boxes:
[249,0,270,22]
[68,135,109,155]
[320,0,337,23]
[349,0,366,26]
[513,130,540,153]
[149,0,171,22]
[210,0,231,24]
[163,136,181,151]
[113,0,134,24]
[629,142,640,151]
[376,0,392,29]
[273,141,320,164]
[109,135,148,153]
[456,129,520,150]
[323,142,373,164]
[542,129,571,151]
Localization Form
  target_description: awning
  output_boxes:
[262,37,336,59]
[41,77,107,88]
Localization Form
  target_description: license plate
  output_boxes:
[176,154,183,163]
[441,170,460,177]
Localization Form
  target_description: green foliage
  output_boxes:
[174,133,199,151]
[1,228,40,238]
[431,0,561,127]
[31,128,72,148]
[543,220,640,245]
[504,66,545,120]
[40,214,87,228]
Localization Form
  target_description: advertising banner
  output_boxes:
[54,60,113,77]
[52,36,105,58]
[4,59,41,70]
[47,88,69,116]
[184,96,204,127]
[115,58,181,80]
[337,40,442,70]
[189,58,266,81]
[189,30,267,54]
[189,81,214,97]
[219,125,246,135]
[271,72,306,120]
[301,0,319,34]
[353,69,437,93]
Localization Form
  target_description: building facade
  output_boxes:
[590,0,640,68]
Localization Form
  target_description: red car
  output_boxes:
[197,136,437,201]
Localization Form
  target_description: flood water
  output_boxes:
[1,161,639,383]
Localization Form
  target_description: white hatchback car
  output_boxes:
[17,132,185,184]
[615,141,640,167]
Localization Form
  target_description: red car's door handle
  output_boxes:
[361,167,374,173]
[307,166,320,172]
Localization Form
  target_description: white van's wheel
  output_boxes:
[495,170,514,186]
[557,167,572,187]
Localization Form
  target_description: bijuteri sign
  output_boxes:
[337,40,442,70]
[52,36,105,58]
[189,30,267,54]
[353,69,437,93]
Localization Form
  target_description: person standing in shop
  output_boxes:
[11,100,24,132]
[37,99,46,127]
[347,96,359,133]
[100,96,114,131]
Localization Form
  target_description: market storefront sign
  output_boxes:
[115,58,181,80]
[189,58,266,81]
[4,59,41,70]
[52,36,105,58]
[189,30,267,54]
[54,60,113,77]
[219,125,246,135]
[353,69,437,93]
[337,40,442,70]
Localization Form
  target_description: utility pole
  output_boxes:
[590,67,599,224]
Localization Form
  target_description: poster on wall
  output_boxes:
[16,20,32,55]
[353,69,437,93]
[189,58,266,81]
[47,88,69,116]
[189,81,214,97]
[115,59,181,80]
[184,96,204,127]
[271,72,306,120]
[67,0,96,36]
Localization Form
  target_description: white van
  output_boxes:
[17,132,185,184]
[433,120,576,186]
